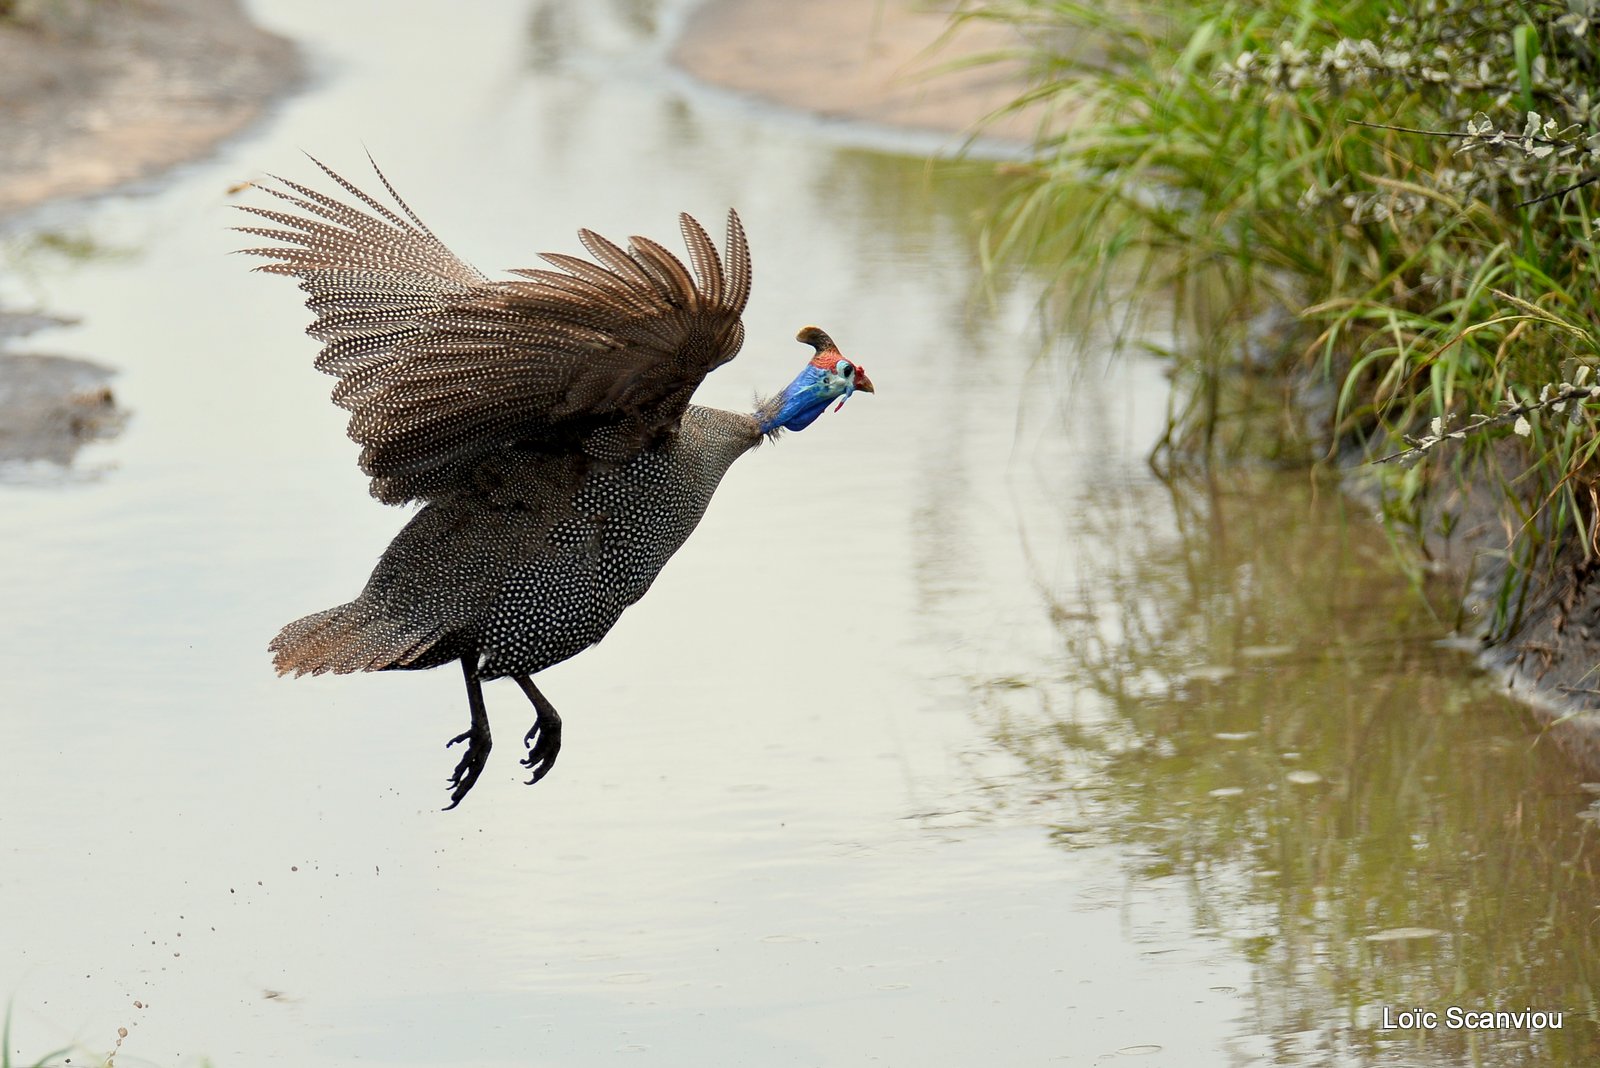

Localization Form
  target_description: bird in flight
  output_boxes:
[237,158,873,808]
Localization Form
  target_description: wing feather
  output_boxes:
[238,158,751,502]
[627,237,698,308]
[679,213,725,306]
[577,230,659,296]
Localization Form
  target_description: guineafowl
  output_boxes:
[238,158,874,808]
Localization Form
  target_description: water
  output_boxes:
[0,2,1596,1065]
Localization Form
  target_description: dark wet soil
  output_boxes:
[0,348,122,472]
[0,304,120,472]
[1419,455,1600,777]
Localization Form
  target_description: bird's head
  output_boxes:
[755,327,876,435]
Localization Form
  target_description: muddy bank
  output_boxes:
[0,351,122,475]
[0,0,298,471]
[0,306,124,475]
[1418,460,1600,778]
[673,0,1053,145]
[1481,578,1600,777]
[0,0,300,217]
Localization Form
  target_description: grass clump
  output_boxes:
[960,0,1600,638]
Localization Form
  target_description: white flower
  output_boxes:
[1514,415,1532,437]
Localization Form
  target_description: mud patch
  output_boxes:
[0,0,300,218]
[672,0,1062,145]
[0,337,125,479]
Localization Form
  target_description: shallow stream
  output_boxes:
[1,2,1597,1065]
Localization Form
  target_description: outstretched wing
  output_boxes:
[236,157,752,503]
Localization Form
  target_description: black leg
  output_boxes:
[443,658,492,810]
[514,675,563,786]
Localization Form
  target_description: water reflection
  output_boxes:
[0,233,129,481]
[521,0,668,72]
[980,468,1600,1064]
[0,351,123,479]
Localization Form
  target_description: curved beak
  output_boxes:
[853,368,876,394]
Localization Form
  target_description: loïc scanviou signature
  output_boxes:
[1381,1006,1564,1030]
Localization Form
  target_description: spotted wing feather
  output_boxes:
[236,156,752,503]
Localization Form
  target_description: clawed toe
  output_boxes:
[521,715,563,786]
[439,668,563,805]
[444,659,493,811]
[514,674,563,788]
[444,731,491,810]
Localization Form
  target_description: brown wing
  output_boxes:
[236,156,752,503]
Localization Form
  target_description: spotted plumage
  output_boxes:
[240,157,874,808]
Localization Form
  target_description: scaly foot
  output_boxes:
[444,657,494,810]
[444,724,492,810]
[521,713,562,785]
[513,674,563,787]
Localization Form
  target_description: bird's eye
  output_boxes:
[837,361,854,378]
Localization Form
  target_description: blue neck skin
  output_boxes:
[755,363,853,434]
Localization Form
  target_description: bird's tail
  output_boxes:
[269,601,447,676]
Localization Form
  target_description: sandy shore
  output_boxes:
[0,0,1038,217]
[0,0,299,469]
[673,0,1048,146]
[0,0,300,218]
